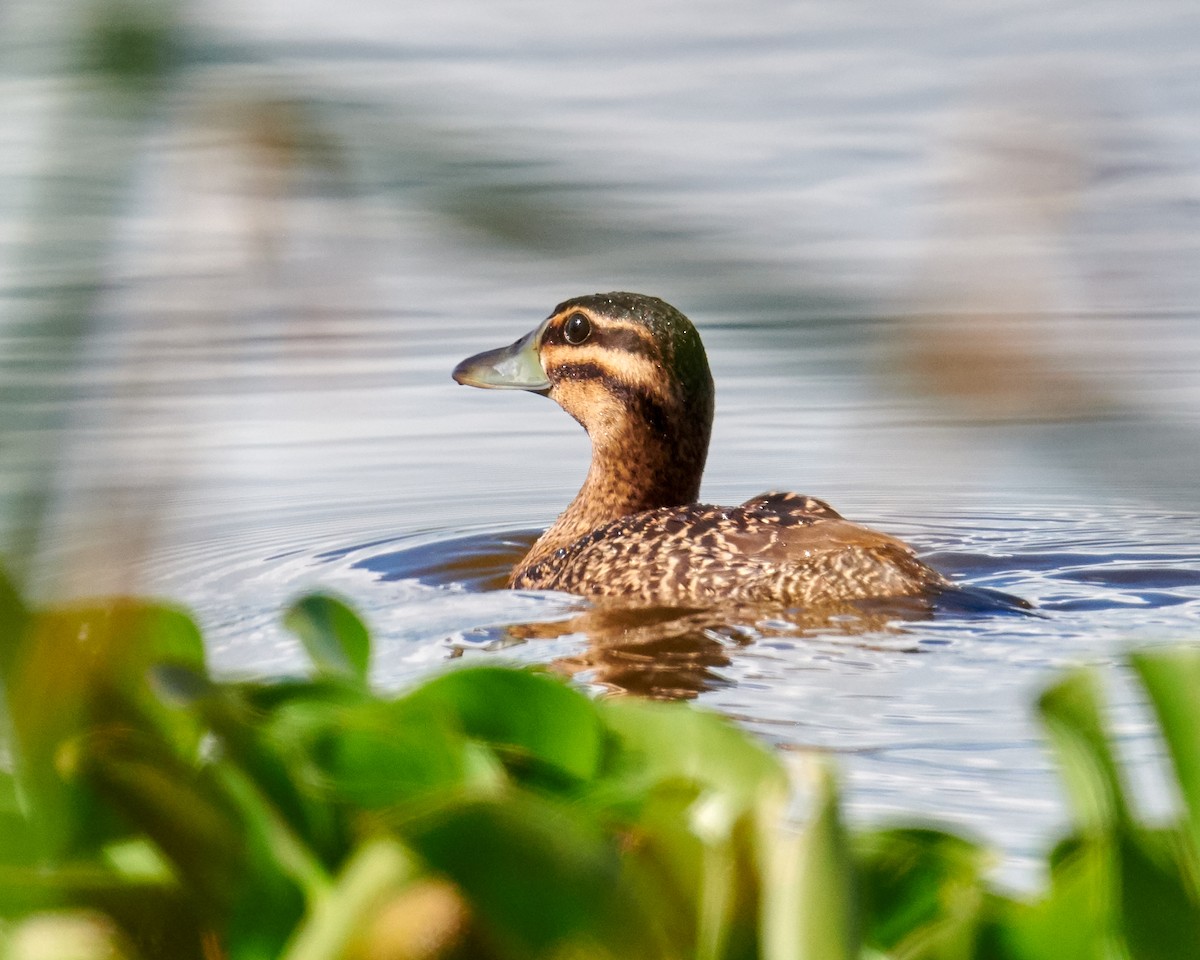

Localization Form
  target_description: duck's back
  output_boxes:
[510,491,948,607]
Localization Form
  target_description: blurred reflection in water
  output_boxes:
[486,603,934,701]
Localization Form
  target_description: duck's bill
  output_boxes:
[452,325,551,392]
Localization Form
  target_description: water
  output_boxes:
[4,0,1200,887]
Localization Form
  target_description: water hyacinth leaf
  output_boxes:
[1037,670,1129,833]
[284,594,371,686]
[855,827,988,958]
[1131,649,1200,844]
[693,816,749,960]
[0,563,28,679]
[597,701,784,958]
[407,795,669,959]
[7,601,208,854]
[599,699,786,810]
[213,774,323,960]
[0,769,39,869]
[270,697,496,810]
[402,667,605,785]
[72,725,248,915]
[280,837,421,960]
[1117,827,1200,960]
[993,838,1114,960]
[177,680,347,865]
[762,764,860,960]
[604,782,711,956]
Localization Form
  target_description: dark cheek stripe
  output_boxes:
[549,362,671,437]
[550,360,608,382]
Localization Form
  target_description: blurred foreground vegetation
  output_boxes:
[1,571,1198,960]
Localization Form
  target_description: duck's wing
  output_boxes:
[519,492,947,607]
[739,490,843,519]
[721,491,946,602]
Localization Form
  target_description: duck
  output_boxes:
[452,291,952,608]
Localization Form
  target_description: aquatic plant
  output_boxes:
[0,568,1197,959]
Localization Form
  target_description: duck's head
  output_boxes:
[453,292,715,505]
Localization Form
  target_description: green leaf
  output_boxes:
[601,781,709,957]
[407,795,669,959]
[161,672,350,869]
[1131,649,1200,847]
[402,667,606,786]
[598,698,787,960]
[763,763,860,960]
[599,699,786,810]
[71,724,247,915]
[280,837,421,960]
[856,827,988,959]
[1037,669,1130,833]
[284,594,371,687]
[992,836,1115,960]
[0,562,29,682]
[7,601,207,856]
[1118,827,1200,960]
[269,696,500,810]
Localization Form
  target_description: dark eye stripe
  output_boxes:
[598,326,659,361]
[542,320,659,362]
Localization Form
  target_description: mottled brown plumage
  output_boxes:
[453,292,950,607]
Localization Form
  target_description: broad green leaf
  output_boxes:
[992,837,1115,960]
[281,837,421,960]
[762,764,860,960]
[1131,649,1200,847]
[284,594,370,687]
[267,696,500,810]
[72,724,247,915]
[7,600,207,856]
[0,769,38,868]
[1037,670,1130,833]
[604,782,709,957]
[0,562,29,681]
[1118,827,1200,960]
[600,694,786,960]
[406,795,669,959]
[855,827,989,959]
[402,667,606,786]
[599,699,785,811]
[163,673,348,866]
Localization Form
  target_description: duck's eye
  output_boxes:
[563,312,591,345]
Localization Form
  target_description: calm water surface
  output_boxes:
[4,0,1200,887]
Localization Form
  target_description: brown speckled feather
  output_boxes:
[511,491,946,605]
[453,292,951,608]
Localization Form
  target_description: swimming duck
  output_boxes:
[452,292,951,607]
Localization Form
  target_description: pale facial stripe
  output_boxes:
[540,341,672,403]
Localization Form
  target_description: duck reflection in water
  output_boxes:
[491,598,940,701]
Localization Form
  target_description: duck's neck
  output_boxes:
[513,413,710,581]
